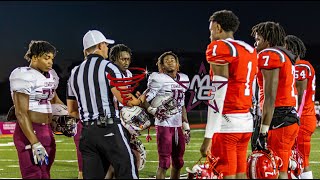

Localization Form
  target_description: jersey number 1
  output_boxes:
[245,61,253,96]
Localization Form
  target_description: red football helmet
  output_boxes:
[247,149,283,179]
[288,148,304,179]
[186,154,223,179]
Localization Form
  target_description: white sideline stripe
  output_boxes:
[0,178,185,180]
[1,159,320,164]
[0,142,14,146]
[140,129,205,136]
[6,165,19,168]
[0,159,78,162]
[2,148,320,153]
[0,149,76,152]
[1,178,186,180]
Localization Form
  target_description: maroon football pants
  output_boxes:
[13,122,56,179]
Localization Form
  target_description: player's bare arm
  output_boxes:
[67,99,79,119]
[200,138,212,157]
[261,68,279,126]
[296,79,308,108]
[13,92,40,145]
[182,106,188,123]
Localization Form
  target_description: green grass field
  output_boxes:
[0,127,319,179]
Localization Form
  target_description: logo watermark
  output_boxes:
[176,61,228,113]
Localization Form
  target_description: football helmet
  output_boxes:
[120,106,151,136]
[6,105,17,121]
[150,94,179,121]
[130,136,147,171]
[51,104,77,137]
[186,154,223,179]
[288,148,304,179]
[247,149,283,179]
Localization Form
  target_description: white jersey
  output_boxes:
[9,67,59,113]
[145,72,189,127]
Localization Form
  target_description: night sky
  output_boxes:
[0,1,319,81]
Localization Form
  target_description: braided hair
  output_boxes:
[285,35,306,58]
[109,44,132,62]
[251,21,286,47]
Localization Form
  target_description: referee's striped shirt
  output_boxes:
[67,54,123,122]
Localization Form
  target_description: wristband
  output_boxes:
[261,124,269,135]
[182,121,190,131]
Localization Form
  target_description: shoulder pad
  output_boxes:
[50,69,60,89]
[148,72,167,82]
[178,73,189,81]
[177,73,190,89]
[9,67,36,94]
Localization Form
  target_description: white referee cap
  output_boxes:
[83,30,115,50]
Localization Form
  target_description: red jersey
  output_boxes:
[257,48,297,109]
[295,60,316,116]
[206,38,258,114]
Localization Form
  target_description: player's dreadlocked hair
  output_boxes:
[109,44,132,62]
[251,21,286,47]
[24,40,57,62]
[156,51,180,72]
[209,10,240,33]
[285,35,306,59]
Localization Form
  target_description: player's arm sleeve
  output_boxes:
[9,68,35,95]
[258,50,284,70]
[144,73,164,103]
[206,40,237,65]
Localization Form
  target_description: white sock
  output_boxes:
[299,171,313,179]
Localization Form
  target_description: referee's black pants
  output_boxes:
[79,119,138,179]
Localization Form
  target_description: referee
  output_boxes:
[66,30,141,179]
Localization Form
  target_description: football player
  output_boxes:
[201,10,258,179]
[285,35,316,179]
[105,44,149,178]
[251,22,300,179]
[139,51,190,179]
[315,101,320,127]
[9,40,62,178]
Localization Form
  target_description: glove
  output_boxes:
[184,129,191,144]
[256,132,268,151]
[183,121,191,144]
[6,105,17,121]
[26,142,49,165]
